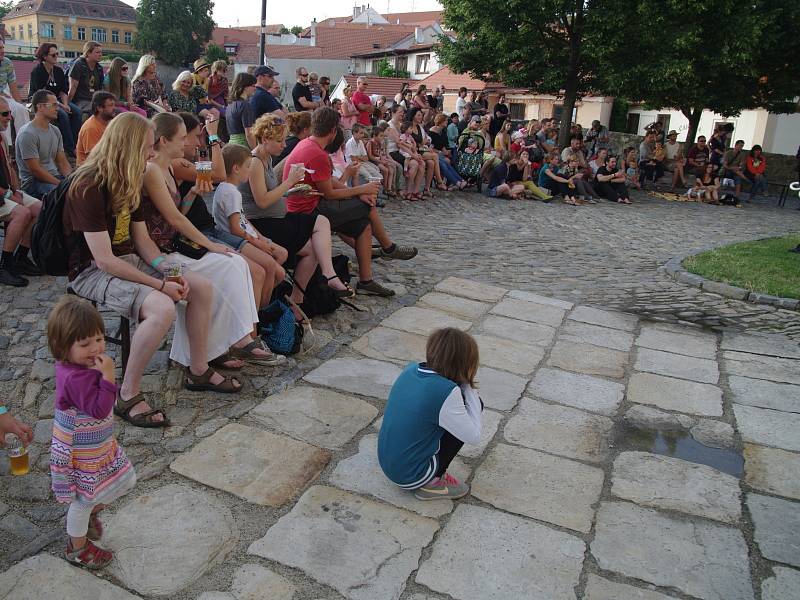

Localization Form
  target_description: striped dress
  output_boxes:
[50,362,133,504]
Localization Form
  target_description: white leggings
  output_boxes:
[66,470,137,538]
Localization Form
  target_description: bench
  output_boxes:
[66,288,131,377]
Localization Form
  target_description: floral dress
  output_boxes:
[167,86,208,114]
[132,76,169,116]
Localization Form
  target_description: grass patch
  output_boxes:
[683,234,800,299]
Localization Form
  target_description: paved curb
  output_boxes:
[658,245,800,311]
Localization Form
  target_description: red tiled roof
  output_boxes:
[351,42,435,58]
[381,10,443,26]
[212,27,260,46]
[313,23,416,59]
[11,59,36,97]
[412,67,492,92]
[8,0,135,22]
[232,25,286,35]
[341,74,409,99]
[233,43,325,64]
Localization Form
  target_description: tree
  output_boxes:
[204,43,228,64]
[135,0,216,66]
[374,57,410,79]
[0,0,15,20]
[279,26,290,34]
[591,0,800,144]
[438,0,599,147]
[290,26,304,36]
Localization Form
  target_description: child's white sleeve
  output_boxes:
[438,385,482,444]
[344,138,356,163]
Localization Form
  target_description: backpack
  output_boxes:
[259,299,303,355]
[31,176,74,276]
[299,254,351,318]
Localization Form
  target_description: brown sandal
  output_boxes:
[208,350,244,371]
[228,338,286,366]
[114,393,170,428]
[184,367,242,394]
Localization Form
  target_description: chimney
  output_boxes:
[310,18,317,46]
[414,26,423,43]
[353,5,361,19]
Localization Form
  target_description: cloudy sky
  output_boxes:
[122,0,443,30]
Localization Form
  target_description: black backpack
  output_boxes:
[31,176,73,276]
[299,254,351,318]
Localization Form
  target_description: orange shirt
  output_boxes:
[75,116,108,165]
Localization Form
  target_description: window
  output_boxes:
[63,24,73,40]
[124,31,132,45]
[111,30,119,43]
[509,103,525,120]
[626,113,641,134]
[91,27,106,42]
[64,51,77,58]
[41,22,55,37]
[415,53,430,74]
[78,26,86,40]
[395,56,408,72]
[8,26,14,39]
[224,43,237,55]
[27,23,33,38]
[18,25,23,40]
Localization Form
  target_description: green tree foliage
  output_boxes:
[0,0,15,20]
[279,26,290,34]
[204,43,228,64]
[374,57,410,79]
[135,0,216,66]
[290,25,304,36]
[591,0,800,143]
[438,0,596,147]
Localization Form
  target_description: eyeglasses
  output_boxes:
[300,73,309,78]
[122,66,129,71]
[0,111,10,117]
[40,102,58,108]
[48,53,58,57]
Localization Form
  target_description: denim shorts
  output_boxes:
[201,227,248,251]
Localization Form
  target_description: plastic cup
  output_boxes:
[5,434,29,476]
[195,161,213,185]
[165,263,184,284]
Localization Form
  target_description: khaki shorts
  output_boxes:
[68,255,159,322]
[0,191,39,220]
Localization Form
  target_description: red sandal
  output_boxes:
[65,538,114,570]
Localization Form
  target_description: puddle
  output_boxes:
[620,426,744,478]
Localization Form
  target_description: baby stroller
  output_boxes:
[455,130,486,192]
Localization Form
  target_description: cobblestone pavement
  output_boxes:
[0,191,799,599]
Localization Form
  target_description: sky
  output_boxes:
[121,0,443,30]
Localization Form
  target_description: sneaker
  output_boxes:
[15,255,42,276]
[0,265,28,287]
[380,244,418,260]
[414,472,470,501]
[356,279,395,297]
[371,247,381,258]
[65,538,113,570]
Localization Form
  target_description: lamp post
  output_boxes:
[259,0,267,66]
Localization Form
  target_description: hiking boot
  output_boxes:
[0,263,28,287]
[356,279,395,297]
[380,244,418,260]
[65,538,113,570]
[414,472,470,500]
[15,254,42,276]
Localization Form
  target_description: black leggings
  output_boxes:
[435,430,465,477]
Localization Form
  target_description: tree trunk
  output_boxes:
[683,108,703,145]
[558,6,583,149]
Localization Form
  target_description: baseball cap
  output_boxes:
[254,65,279,77]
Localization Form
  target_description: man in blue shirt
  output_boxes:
[249,65,286,121]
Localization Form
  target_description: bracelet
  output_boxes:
[3,189,12,201]
[207,134,220,144]
[151,255,165,269]
[0,406,8,416]
[159,279,166,291]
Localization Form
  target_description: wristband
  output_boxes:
[3,189,12,201]
[207,134,220,144]
[159,279,166,291]
[151,255,165,269]
[0,406,8,416]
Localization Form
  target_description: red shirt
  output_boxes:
[351,90,372,126]
[284,137,333,214]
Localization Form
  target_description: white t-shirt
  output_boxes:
[213,181,258,239]
[455,96,468,118]
[344,137,367,164]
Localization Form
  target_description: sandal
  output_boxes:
[114,393,170,428]
[617,198,632,204]
[208,350,244,371]
[65,539,113,570]
[229,338,287,366]
[87,511,103,541]
[437,182,448,191]
[326,275,356,298]
[184,367,242,393]
[386,190,398,198]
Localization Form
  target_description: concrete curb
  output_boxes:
[658,245,800,311]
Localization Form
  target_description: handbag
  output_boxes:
[172,234,208,260]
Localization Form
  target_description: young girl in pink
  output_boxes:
[49,296,136,569]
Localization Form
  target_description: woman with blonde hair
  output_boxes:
[131,54,170,116]
[105,57,146,117]
[167,71,220,121]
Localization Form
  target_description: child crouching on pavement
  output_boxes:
[378,328,482,500]
[48,296,136,569]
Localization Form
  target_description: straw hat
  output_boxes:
[193,59,211,73]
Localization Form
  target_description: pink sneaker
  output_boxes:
[414,472,470,500]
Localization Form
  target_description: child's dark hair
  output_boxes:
[222,144,252,176]
[351,122,364,135]
[371,126,382,137]
[399,122,410,134]
[47,296,105,362]
[426,328,479,387]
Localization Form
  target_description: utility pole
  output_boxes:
[259,0,267,66]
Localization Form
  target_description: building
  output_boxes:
[330,74,410,102]
[625,105,800,156]
[2,0,137,59]
[349,24,450,81]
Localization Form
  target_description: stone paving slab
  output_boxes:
[248,485,438,600]
[560,320,634,351]
[548,340,629,379]
[433,277,507,302]
[477,314,557,347]
[733,404,800,452]
[744,444,800,500]
[170,423,330,506]
[611,451,741,523]
[761,567,800,600]
[416,504,585,600]
[0,554,142,599]
[249,386,378,450]
[471,443,604,533]
[635,347,719,384]
[636,325,718,359]
[507,289,574,310]
[529,367,624,416]
[583,574,676,600]
[459,409,502,459]
[351,327,427,365]
[591,501,754,600]
[568,305,639,331]
[105,484,238,596]
[471,334,544,375]
[728,376,800,413]
[230,564,297,600]
[627,372,723,416]
[723,351,800,385]
[381,306,473,337]
[503,398,614,463]
[747,493,800,568]
[721,331,800,359]
[328,434,470,518]
[474,366,527,411]
[416,292,492,320]
[304,357,402,400]
[489,296,566,328]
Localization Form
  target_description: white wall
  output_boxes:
[764,113,800,156]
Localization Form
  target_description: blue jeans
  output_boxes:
[56,103,83,153]
[22,176,63,199]
[439,155,463,185]
[746,173,768,198]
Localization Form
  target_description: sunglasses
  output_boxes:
[0,110,10,117]
[122,66,129,71]
[48,53,58,57]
